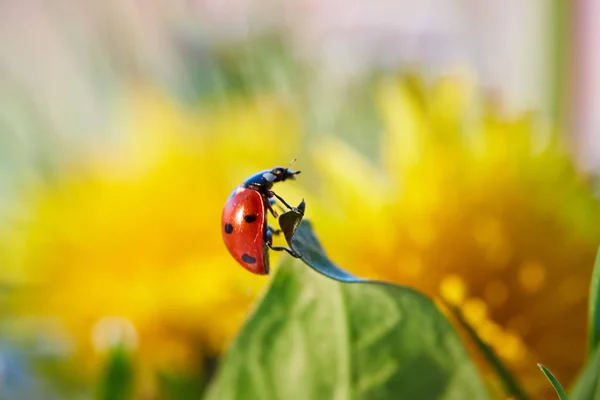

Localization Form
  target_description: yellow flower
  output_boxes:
[4,87,305,395]
[309,75,600,397]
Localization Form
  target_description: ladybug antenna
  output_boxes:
[287,158,300,176]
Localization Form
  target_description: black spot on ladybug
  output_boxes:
[224,223,234,234]
[244,214,257,223]
[242,254,256,264]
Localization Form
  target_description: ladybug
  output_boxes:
[222,166,303,275]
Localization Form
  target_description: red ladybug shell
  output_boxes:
[222,187,269,274]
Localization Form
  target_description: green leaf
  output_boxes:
[289,219,368,283]
[569,347,600,400]
[588,247,600,357]
[447,303,529,400]
[569,246,600,400]
[205,220,489,400]
[538,364,569,400]
[96,346,135,400]
[278,199,306,252]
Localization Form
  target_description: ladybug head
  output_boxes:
[271,167,301,182]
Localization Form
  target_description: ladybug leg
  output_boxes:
[264,227,274,246]
[264,225,283,246]
[269,191,304,215]
[267,242,301,258]
[265,198,279,218]
[267,225,282,236]
[269,198,287,213]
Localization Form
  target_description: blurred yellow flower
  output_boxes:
[4,88,306,395]
[4,76,599,399]
[309,75,600,397]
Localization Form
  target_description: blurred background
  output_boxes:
[0,0,599,398]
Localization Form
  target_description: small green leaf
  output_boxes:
[97,346,135,400]
[569,347,600,400]
[205,220,489,400]
[290,220,368,282]
[538,364,569,400]
[447,303,529,400]
[588,247,600,357]
[278,200,306,252]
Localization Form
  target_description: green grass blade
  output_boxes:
[97,346,135,400]
[588,247,600,357]
[538,364,569,400]
[447,303,529,400]
[569,347,600,400]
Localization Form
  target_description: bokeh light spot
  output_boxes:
[479,320,502,344]
[440,274,467,305]
[518,261,546,293]
[91,316,138,353]
[496,332,526,363]
[462,297,488,326]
